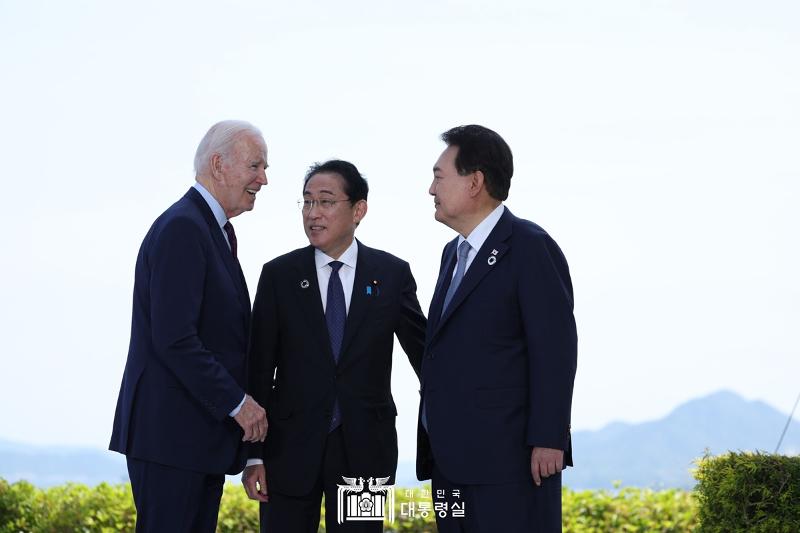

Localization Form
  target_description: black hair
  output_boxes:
[441,125,513,201]
[303,159,368,203]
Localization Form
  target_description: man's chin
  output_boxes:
[306,234,323,249]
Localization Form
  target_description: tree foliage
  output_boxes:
[693,451,800,532]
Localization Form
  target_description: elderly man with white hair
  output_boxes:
[110,120,270,532]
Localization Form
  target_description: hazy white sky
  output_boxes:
[1,0,798,462]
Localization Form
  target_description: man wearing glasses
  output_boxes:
[242,160,426,532]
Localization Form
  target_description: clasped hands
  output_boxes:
[233,394,268,442]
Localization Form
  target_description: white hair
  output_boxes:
[194,120,263,175]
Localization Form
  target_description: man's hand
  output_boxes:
[242,463,269,502]
[531,447,564,486]
[233,395,267,442]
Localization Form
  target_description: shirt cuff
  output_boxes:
[246,458,264,467]
[228,394,246,417]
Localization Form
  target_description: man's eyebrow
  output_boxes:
[433,166,441,172]
[303,189,337,196]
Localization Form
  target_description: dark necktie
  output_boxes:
[326,261,346,361]
[441,240,472,316]
[326,261,345,431]
[223,221,237,258]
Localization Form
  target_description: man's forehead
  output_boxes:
[236,133,266,151]
[434,145,456,171]
[304,172,345,195]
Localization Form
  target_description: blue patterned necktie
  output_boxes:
[326,261,346,361]
[441,240,472,316]
[326,261,345,431]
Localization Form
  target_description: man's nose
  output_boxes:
[306,202,322,217]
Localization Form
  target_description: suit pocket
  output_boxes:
[474,387,527,409]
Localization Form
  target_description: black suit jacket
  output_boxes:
[417,207,577,484]
[109,187,250,475]
[248,240,426,496]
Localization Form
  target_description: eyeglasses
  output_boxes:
[297,198,350,212]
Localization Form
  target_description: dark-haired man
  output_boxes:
[243,160,426,532]
[418,125,578,532]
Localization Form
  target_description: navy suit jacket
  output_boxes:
[417,207,577,484]
[248,241,426,496]
[109,187,251,475]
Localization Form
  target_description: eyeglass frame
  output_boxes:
[297,197,353,212]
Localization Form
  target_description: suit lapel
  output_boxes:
[432,208,513,339]
[427,239,457,336]
[186,188,250,313]
[338,240,378,366]
[293,246,337,370]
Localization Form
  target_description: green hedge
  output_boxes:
[693,451,800,532]
[563,486,696,532]
[6,453,799,531]
[1,478,698,532]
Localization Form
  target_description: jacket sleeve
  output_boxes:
[395,261,427,379]
[149,216,244,421]
[246,262,280,459]
[519,233,578,451]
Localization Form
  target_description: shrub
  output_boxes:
[1,478,700,532]
[693,451,800,532]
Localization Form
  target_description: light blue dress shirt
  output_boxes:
[192,181,245,417]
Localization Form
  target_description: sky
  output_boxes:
[0,0,798,464]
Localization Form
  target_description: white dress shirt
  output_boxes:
[453,203,505,276]
[314,238,358,314]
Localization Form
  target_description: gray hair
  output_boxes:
[194,120,263,175]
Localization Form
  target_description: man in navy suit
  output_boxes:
[417,125,577,532]
[109,120,270,532]
[242,160,426,532]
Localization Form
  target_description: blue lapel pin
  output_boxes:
[366,280,380,296]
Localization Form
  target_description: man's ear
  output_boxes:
[469,170,486,198]
[210,153,224,181]
[353,200,368,225]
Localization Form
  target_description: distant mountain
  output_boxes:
[563,390,800,490]
[0,440,128,486]
[2,391,798,489]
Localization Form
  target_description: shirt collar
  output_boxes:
[315,238,359,270]
[459,203,505,253]
[193,181,228,229]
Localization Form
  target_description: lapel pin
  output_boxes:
[491,249,498,255]
[300,279,310,289]
[366,280,380,296]
[488,256,497,265]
